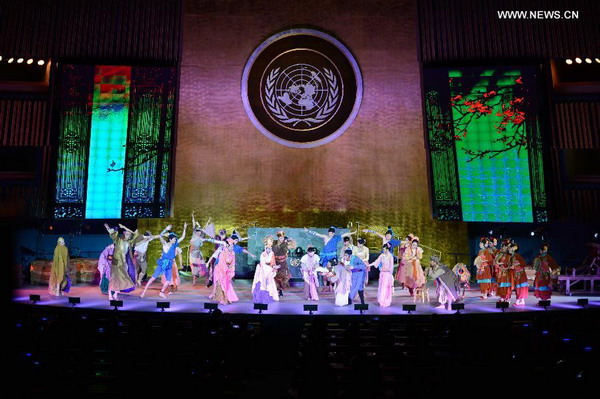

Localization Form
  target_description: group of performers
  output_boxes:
[46,219,561,310]
[474,237,560,306]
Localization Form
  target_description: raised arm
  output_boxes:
[304,227,327,239]
[341,230,356,238]
[118,224,135,234]
[362,229,385,240]
[179,222,188,242]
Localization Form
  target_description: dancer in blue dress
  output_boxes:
[140,223,187,299]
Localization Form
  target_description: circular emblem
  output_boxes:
[242,29,362,148]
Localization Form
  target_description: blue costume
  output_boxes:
[320,234,342,266]
[348,255,367,300]
[152,240,179,281]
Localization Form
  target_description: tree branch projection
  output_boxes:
[438,75,529,162]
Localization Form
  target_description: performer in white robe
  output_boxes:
[252,240,279,303]
[300,247,327,301]
[331,256,352,306]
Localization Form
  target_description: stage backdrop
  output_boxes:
[139,0,469,266]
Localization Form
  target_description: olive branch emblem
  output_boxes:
[264,67,339,127]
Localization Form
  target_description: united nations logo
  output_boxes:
[242,29,362,148]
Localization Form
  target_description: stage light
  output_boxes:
[354,304,368,315]
[8,57,14,63]
[575,57,582,64]
[303,304,318,315]
[26,59,33,65]
[29,294,41,304]
[68,297,80,307]
[577,298,589,307]
[156,302,170,312]
[595,58,600,64]
[496,301,509,312]
[594,233,598,239]
[565,59,573,64]
[37,60,45,66]
[585,58,592,64]
[538,300,551,309]
[17,58,23,63]
[451,303,465,314]
[204,302,218,313]
[530,231,535,236]
[488,230,493,235]
[254,303,268,314]
[402,304,416,314]
[0,56,2,61]
[110,300,123,310]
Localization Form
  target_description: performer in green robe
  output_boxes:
[104,223,138,300]
[48,237,70,296]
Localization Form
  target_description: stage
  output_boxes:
[12,279,599,315]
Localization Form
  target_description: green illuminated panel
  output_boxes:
[85,66,132,219]
[449,69,533,222]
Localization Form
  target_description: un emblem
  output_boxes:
[242,29,362,148]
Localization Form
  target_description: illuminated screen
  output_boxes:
[424,66,547,223]
[54,64,176,219]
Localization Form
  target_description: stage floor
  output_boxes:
[12,278,600,315]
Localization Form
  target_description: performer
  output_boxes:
[362,226,401,252]
[369,243,394,307]
[169,246,183,293]
[331,254,352,306]
[252,240,279,303]
[300,246,326,301]
[452,263,471,299]
[48,237,70,296]
[206,228,227,288]
[353,238,370,286]
[487,237,499,296]
[189,214,226,286]
[347,249,368,305]
[426,255,459,310]
[533,244,559,301]
[231,234,257,260]
[403,237,425,296]
[209,238,239,305]
[495,239,513,303]
[339,236,355,259]
[474,237,494,299]
[271,230,296,297]
[395,234,414,289]
[104,223,138,300]
[140,224,187,299]
[132,231,160,286]
[509,242,528,306]
[97,244,114,295]
[305,226,355,269]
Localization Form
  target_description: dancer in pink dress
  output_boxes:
[369,243,395,307]
[209,238,239,305]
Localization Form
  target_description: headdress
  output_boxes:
[328,226,336,233]
[276,229,285,238]
[263,236,274,248]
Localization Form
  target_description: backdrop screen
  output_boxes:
[424,66,547,223]
[53,65,176,219]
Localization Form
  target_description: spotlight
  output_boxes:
[29,294,41,304]
[538,300,551,309]
[594,233,598,239]
[402,304,416,314]
[354,304,369,315]
[585,58,592,64]
[8,58,14,63]
[575,57,582,64]
[26,59,33,65]
[156,302,170,312]
[577,298,589,308]
[17,58,23,63]
[530,231,535,236]
[254,303,268,314]
[303,304,318,315]
[110,300,123,310]
[595,58,600,64]
[204,302,218,313]
[68,297,80,307]
[565,59,573,64]
[0,56,2,61]
[488,230,493,235]
[451,303,465,314]
[37,60,45,66]
[496,301,509,312]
